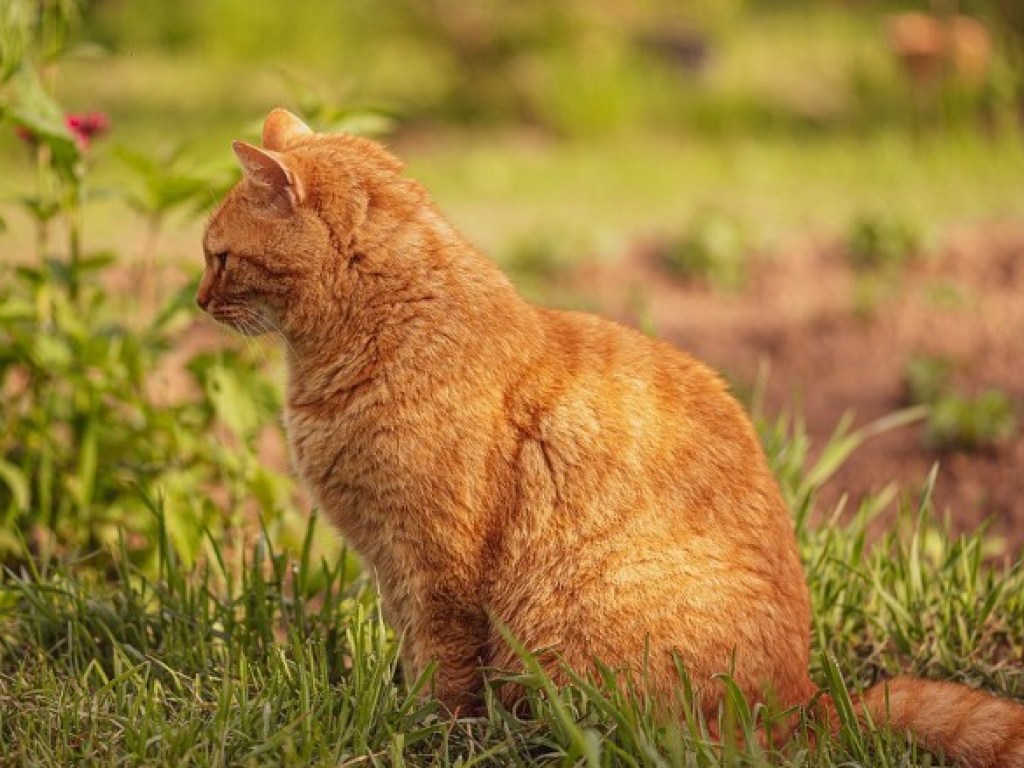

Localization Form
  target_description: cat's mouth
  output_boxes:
[204,303,275,337]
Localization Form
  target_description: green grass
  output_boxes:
[2,416,1022,767]
[902,355,1020,452]
[408,130,1024,263]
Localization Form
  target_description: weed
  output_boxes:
[0,4,1022,763]
[501,233,596,310]
[902,354,1018,452]
[504,234,573,286]
[0,257,299,567]
[1,424,1021,766]
[0,0,296,569]
[927,390,1018,452]
[850,272,901,321]
[903,354,955,407]
[922,279,973,311]
[657,209,749,292]
[844,213,921,272]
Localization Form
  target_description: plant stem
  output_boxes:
[67,173,83,302]
[34,143,51,262]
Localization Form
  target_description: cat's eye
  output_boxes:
[213,251,229,270]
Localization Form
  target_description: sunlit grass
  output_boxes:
[1,415,1021,767]
[8,126,1020,280]
[409,129,1024,262]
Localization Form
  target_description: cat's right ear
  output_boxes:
[232,140,304,216]
[262,108,312,151]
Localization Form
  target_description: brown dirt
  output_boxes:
[580,224,1024,555]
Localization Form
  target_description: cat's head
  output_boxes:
[198,108,405,339]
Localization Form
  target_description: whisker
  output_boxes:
[236,311,272,367]
[245,329,266,364]
[252,310,298,360]
[231,314,260,362]
[235,306,287,365]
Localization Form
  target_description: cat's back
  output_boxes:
[502,304,801,585]
[489,307,812,711]
[520,307,769,493]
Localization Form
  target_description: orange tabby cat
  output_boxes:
[199,109,1024,766]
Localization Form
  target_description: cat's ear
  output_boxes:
[262,108,312,151]
[232,140,304,215]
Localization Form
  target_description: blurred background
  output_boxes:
[1,0,1023,568]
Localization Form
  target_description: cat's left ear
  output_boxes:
[232,140,304,215]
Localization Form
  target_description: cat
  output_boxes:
[199,108,1024,766]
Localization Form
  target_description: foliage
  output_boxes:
[902,354,1018,452]
[70,0,1024,140]
[0,0,299,569]
[904,354,955,408]
[0,5,1020,762]
[927,390,1018,452]
[0,256,295,567]
[844,213,922,273]
[656,209,749,291]
[983,0,1024,70]
[502,233,579,303]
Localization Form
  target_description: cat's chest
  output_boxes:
[284,405,369,501]
[282,397,418,530]
[281,401,433,635]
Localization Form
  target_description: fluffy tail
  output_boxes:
[815,677,1024,768]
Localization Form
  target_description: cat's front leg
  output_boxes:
[404,597,490,715]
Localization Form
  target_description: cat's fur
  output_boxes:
[199,109,1024,766]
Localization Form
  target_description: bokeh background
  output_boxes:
[2,0,1024,567]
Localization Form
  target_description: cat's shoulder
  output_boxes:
[537,307,714,377]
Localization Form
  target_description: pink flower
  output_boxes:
[13,111,110,152]
[65,112,109,150]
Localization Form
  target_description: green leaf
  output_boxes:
[205,363,260,439]
[0,297,35,321]
[115,144,212,216]
[8,66,81,172]
[0,458,30,512]
[249,465,293,513]
[75,410,99,510]
[12,194,61,222]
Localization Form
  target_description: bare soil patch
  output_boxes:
[584,224,1024,554]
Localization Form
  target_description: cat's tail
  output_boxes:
[812,676,1024,768]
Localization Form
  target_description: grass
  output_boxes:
[408,130,1024,262]
[2,416,1022,767]
[653,208,750,291]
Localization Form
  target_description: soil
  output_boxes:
[581,224,1024,555]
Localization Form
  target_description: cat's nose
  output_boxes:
[196,273,213,311]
